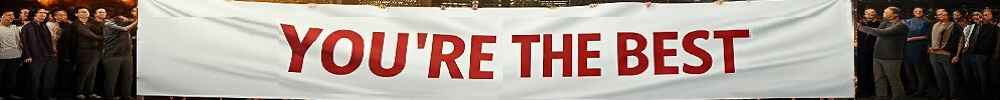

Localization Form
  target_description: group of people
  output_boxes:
[0,7,137,100]
[855,6,1000,100]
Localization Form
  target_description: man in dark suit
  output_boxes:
[995,15,1000,99]
[969,8,998,99]
[71,8,104,99]
[858,7,908,99]
[855,8,880,98]
[953,8,998,99]
[20,8,59,100]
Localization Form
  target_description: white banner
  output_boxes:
[138,0,855,99]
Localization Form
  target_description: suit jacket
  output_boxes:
[858,21,880,56]
[73,19,103,50]
[101,20,133,57]
[861,20,908,59]
[57,21,79,63]
[19,21,56,61]
[967,22,997,55]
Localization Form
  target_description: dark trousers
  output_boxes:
[963,54,995,98]
[0,58,22,96]
[56,58,78,96]
[855,50,876,97]
[26,58,58,99]
[873,58,905,98]
[929,54,961,98]
[124,56,134,97]
[904,47,937,96]
[994,57,1000,99]
[959,54,980,97]
[101,56,134,97]
[76,49,101,94]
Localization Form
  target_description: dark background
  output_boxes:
[1,0,136,16]
[857,0,1000,19]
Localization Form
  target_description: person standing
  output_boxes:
[51,9,80,97]
[969,9,999,99]
[72,8,103,99]
[855,8,881,98]
[902,7,936,97]
[956,8,998,99]
[927,9,964,99]
[95,8,136,100]
[954,11,982,98]
[858,7,909,99]
[992,8,1000,100]
[124,7,138,100]
[20,8,59,100]
[0,10,25,100]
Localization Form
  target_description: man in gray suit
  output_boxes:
[858,7,908,99]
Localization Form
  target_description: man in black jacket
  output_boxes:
[20,8,59,100]
[858,7,908,99]
[964,8,999,99]
[855,8,880,98]
[96,8,136,100]
[71,8,103,99]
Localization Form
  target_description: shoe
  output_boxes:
[5,95,22,100]
[75,94,86,99]
[88,94,102,99]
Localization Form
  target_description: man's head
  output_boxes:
[1,11,14,25]
[131,7,137,17]
[33,9,48,22]
[54,10,68,22]
[913,7,925,18]
[18,9,29,20]
[884,7,901,21]
[982,8,993,22]
[936,9,949,21]
[972,11,982,23]
[76,8,90,20]
[864,8,877,20]
[95,8,108,19]
[953,10,964,21]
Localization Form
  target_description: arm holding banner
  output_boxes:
[861,22,906,36]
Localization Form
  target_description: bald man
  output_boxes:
[858,7,908,99]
